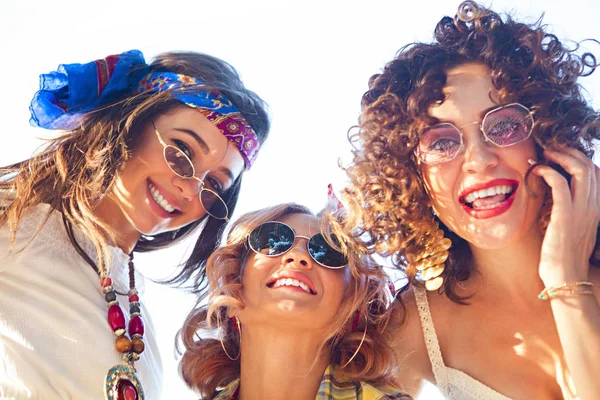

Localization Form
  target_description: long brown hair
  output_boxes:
[0,51,270,290]
[178,203,399,398]
[329,1,600,303]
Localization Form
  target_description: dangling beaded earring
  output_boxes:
[102,254,146,400]
[220,316,242,361]
[413,223,452,291]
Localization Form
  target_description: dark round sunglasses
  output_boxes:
[247,221,348,269]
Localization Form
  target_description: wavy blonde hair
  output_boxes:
[328,1,600,304]
[178,203,399,398]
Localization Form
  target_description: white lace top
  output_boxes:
[413,286,511,400]
[0,204,162,399]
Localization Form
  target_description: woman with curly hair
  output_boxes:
[330,1,600,399]
[179,202,411,399]
[0,50,270,399]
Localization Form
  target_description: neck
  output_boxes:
[93,195,141,254]
[238,324,330,400]
[467,224,545,301]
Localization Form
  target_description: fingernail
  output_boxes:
[528,158,537,165]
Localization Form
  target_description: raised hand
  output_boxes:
[532,148,600,284]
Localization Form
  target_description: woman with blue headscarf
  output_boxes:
[0,50,270,400]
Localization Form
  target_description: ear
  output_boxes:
[488,88,501,105]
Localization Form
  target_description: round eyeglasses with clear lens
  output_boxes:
[416,103,534,165]
[152,121,229,220]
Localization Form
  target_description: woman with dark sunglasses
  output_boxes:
[329,1,600,399]
[179,203,411,400]
[0,50,269,399]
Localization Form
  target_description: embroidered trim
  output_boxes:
[413,286,450,395]
[413,287,512,400]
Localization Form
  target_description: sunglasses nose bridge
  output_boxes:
[459,122,492,147]
[191,176,205,194]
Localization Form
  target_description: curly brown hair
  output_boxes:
[329,1,600,303]
[178,203,399,398]
[0,51,270,292]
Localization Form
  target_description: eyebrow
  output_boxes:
[172,128,210,155]
[217,166,235,184]
[173,128,237,184]
[478,104,501,119]
[435,104,504,125]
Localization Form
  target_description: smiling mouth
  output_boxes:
[460,183,517,210]
[148,181,181,215]
[267,278,316,295]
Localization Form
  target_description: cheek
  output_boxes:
[118,142,162,183]
[422,164,458,210]
[321,269,350,307]
[240,256,274,299]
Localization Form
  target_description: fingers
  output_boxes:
[543,148,591,181]
[559,146,594,165]
[543,148,594,210]
[532,164,572,215]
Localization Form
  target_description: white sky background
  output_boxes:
[1,1,599,398]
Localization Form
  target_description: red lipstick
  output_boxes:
[459,179,518,219]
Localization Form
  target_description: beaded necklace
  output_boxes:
[64,219,147,400]
[101,255,146,400]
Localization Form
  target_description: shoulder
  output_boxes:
[0,205,81,273]
[0,189,16,208]
[386,286,435,395]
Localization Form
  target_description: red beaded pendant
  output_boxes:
[104,364,144,400]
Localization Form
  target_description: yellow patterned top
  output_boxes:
[213,365,412,400]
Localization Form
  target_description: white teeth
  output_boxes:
[463,185,514,204]
[148,182,176,213]
[272,278,311,294]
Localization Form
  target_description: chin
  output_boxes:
[124,211,169,237]
[459,220,535,250]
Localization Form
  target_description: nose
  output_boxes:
[282,239,313,270]
[461,124,498,174]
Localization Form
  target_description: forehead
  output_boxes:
[279,213,320,236]
[157,106,245,180]
[428,63,497,122]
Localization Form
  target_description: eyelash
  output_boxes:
[206,177,224,194]
[172,139,193,159]
[172,138,226,193]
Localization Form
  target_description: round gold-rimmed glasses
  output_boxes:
[152,121,229,221]
[416,103,535,165]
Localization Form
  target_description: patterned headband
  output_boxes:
[136,72,259,168]
[29,50,260,169]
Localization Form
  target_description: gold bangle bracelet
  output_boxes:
[538,281,595,300]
